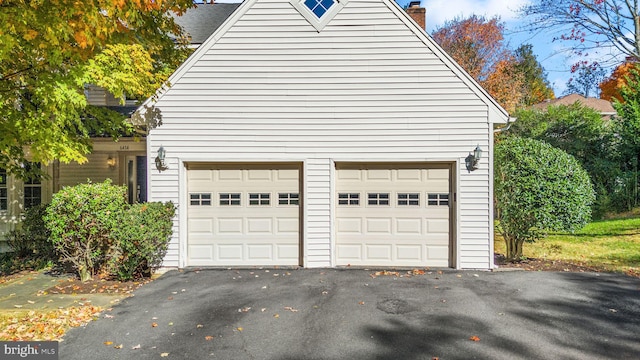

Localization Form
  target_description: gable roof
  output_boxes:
[173,3,242,46]
[154,0,510,124]
[532,94,616,116]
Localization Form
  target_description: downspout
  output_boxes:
[493,117,516,133]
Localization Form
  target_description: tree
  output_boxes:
[564,62,606,97]
[495,137,595,261]
[612,68,640,210]
[432,16,551,112]
[432,15,509,82]
[520,1,640,65]
[514,44,555,105]
[0,0,193,179]
[509,104,617,217]
[600,61,640,102]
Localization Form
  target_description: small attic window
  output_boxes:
[291,0,348,32]
[304,0,336,18]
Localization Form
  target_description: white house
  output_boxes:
[146,0,510,269]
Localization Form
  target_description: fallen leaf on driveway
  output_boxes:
[609,308,618,313]
[205,336,214,341]
[151,322,158,327]
[284,306,298,312]
[160,353,169,357]
[238,307,251,313]
[237,327,243,332]
[114,344,123,349]
[196,324,204,328]
[273,314,280,318]
[358,301,365,305]
[103,341,113,346]
[469,336,480,342]
[132,344,141,350]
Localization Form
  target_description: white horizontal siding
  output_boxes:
[304,158,332,267]
[150,0,502,269]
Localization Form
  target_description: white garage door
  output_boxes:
[187,164,301,266]
[335,163,451,267]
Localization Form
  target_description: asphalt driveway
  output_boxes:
[60,269,640,360]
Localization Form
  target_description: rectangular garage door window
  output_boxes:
[220,193,241,206]
[338,193,359,205]
[427,193,449,206]
[278,193,299,205]
[368,193,389,206]
[398,193,419,206]
[249,193,270,205]
[190,193,212,206]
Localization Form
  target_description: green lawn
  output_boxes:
[494,215,640,276]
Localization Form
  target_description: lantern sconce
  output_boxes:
[465,145,483,172]
[106,155,116,169]
[155,146,168,172]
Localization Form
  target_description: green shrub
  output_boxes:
[4,204,53,259]
[495,137,595,260]
[44,180,127,282]
[110,202,176,281]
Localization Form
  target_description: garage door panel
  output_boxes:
[217,218,243,234]
[218,169,242,181]
[336,164,451,267]
[366,245,392,260]
[366,218,392,233]
[247,218,272,234]
[336,244,363,260]
[187,164,300,266]
[337,218,362,234]
[396,218,423,234]
[277,244,299,259]
[396,245,423,261]
[276,218,298,234]
[247,169,271,180]
[188,245,214,261]
[247,244,272,260]
[217,244,244,260]
[427,219,449,233]
[396,168,422,181]
[189,218,214,234]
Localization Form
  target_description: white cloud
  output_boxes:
[421,0,531,32]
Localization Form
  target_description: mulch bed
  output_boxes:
[44,276,151,295]
[495,254,617,274]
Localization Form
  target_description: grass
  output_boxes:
[495,214,640,276]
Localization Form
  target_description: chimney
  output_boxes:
[406,1,426,31]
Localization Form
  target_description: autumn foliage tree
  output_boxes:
[432,15,553,112]
[600,62,640,102]
[0,0,194,178]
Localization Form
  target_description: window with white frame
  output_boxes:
[249,193,270,206]
[23,163,42,209]
[219,193,241,206]
[278,193,299,205]
[427,193,449,206]
[398,193,420,206]
[367,193,389,206]
[190,193,212,206]
[0,168,7,211]
[338,193,359,205]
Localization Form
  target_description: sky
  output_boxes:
[398,0,580,96]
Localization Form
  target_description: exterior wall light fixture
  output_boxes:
[107,155,116,169]
[155,146,168,171]
[465,145,482,172]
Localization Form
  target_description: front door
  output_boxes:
[124,155,147,204]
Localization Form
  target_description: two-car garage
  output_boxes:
[185,162,453,268]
